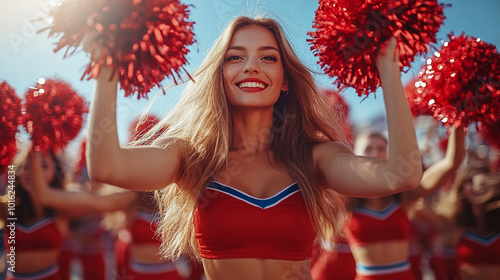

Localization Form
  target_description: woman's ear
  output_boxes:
[281,79,289,92]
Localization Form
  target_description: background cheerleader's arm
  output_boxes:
[402,126,466,205]
[314,37,423,197]
[29,150,138,217]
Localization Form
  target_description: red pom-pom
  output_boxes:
[308,0,447,96]
[478,120,500,149]
[321,88,353,144]
[39,0,90,57]
[129,114,162,142]
[438,135,448,152]
[414,33,500,127]
[43,0,196,99]
[405,77,431,117]
[74,139,87,178]
[0,81,22,174]
[23,79,88,153]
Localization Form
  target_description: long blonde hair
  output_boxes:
[138,16,350,260]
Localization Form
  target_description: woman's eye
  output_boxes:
[226,55,242,61]
[262,55,278,62]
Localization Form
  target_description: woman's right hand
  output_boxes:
[82,31,103,62]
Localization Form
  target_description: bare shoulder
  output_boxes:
[151,136,190,158]
[312,141,355,191]
[152,136,187,149]
[150,136,189,184]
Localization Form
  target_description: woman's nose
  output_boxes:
[244,58,260,73]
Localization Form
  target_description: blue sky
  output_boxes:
[1,0,499,155]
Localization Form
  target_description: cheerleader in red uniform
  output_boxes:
[407,199,438,280]
[4,145,136,280]
[117,192,186,280]
[428,210,460,280]
[59,167,118,280]
[115,191,184,280]
[1,150,65,280]
[344,127,465,280]
[433,161,500,280]
[84,16,424,279]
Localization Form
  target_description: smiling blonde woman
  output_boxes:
[85,16,422,280]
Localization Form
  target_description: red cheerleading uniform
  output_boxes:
[114,229,131,279]
[408,220,435,280]
[429,246,457,280]
[67,216,107,280]
[58,239,75,280]
[119,211,183,280]
[311,236,356,280]
[130,211,161,245]
[409,244,423,280]
[194,181,316,260]
[346,202,410,246]
[457,230,500,265]
[345,202,414,280]
[5,217,62,280]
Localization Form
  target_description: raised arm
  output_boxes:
[402,126,466,204]
[29,150,137,218]
[86,65,183,190]
[315,37,423,197]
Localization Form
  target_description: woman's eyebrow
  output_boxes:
[227,46,279,52]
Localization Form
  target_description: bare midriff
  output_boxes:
[350,240,409,265]
[202,258,312,280]
[130,244,168,264]
[15,250,59,273]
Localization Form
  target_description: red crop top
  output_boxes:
[130,211,161,245]
[194,181,316,260]
[6,217,62,252]
[457,230,500,265]
[345,202,410,247]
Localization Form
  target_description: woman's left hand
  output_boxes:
[376,37,400,76]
